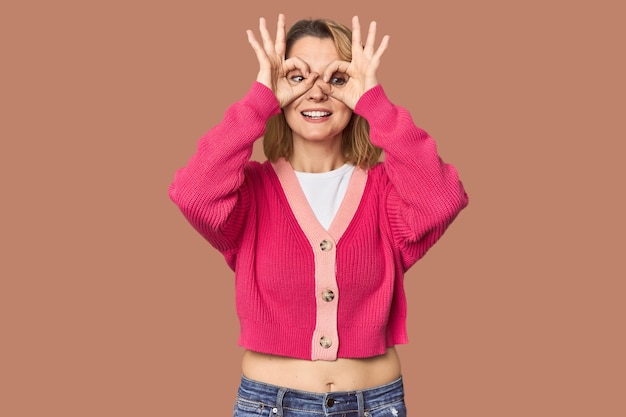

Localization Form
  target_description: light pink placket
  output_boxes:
[272,158,367,360]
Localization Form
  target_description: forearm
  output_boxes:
[355,85,467,214]
[169,82,280,242]
[355,85,468,266]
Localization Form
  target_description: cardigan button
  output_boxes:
[319,336,332,349]
[319,239,333,251]
[321,289,335,302]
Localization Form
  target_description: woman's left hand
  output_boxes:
[319,16,390,109]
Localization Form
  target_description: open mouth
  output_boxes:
[301,111,332,119]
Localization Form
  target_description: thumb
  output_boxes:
[316,79,349,107]
[293,72,319,96]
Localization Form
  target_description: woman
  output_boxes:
[169,13,468,416]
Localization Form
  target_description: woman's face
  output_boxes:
[283,36,352,146]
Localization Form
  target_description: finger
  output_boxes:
[321,60,351,82]
[372,34,390,61]
[258,17,275,54]
[293,72,320,96]
[351,16,363,50]
[283,56,310,77]
[280,73,319,107]
[246,29,260,49]
[317,80,348,107]
[247,30,270,65]
[275,13,286,56]
[364,21,377,55]
[315,78,334,96]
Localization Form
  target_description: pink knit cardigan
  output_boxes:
[169,82,468,361]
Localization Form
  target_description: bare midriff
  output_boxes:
[241,347,401,393]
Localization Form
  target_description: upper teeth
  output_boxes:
[302,111,330,117]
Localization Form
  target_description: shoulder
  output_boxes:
[365,162,387,183]
[242,160,281,186]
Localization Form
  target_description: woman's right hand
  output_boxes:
[247,14,318,108]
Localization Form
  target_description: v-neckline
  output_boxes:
[271,158,367,245]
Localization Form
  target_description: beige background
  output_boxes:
[2,0,624,416]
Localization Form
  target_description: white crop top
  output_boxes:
[294,163,356,230]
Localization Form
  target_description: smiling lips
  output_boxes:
[301,110,332,120]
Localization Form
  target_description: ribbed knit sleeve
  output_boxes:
[354,85,469,270]
[168,82,281,266]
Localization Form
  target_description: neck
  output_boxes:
[290,137,345,173]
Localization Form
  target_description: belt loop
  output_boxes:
[356,390,365,417]
[275,388,288,417]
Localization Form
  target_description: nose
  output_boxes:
[306,80,328,102]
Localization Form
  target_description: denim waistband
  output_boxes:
[237,374,404,415]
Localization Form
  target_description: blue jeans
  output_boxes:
[233,375,407,417]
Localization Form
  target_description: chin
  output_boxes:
[297,130,342,143]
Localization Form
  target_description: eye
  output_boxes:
[330,73,348,86]
[289,75,305,84]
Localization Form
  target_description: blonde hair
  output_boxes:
[263,18,383,169]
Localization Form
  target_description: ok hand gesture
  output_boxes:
[246,14,319,108]
[320,16,390,110]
